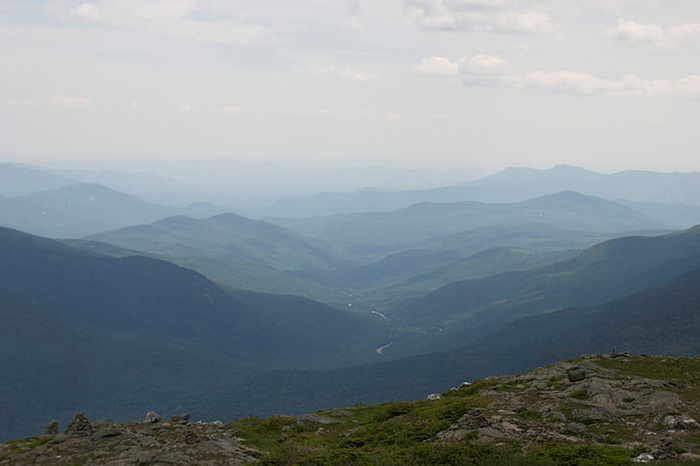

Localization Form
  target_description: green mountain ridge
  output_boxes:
[399,225,700,332]
[0,226,389,441]
[89,212,340,271]
[269,191,672,247]
[182,238,700,424]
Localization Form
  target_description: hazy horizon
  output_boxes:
[2,1,700,174]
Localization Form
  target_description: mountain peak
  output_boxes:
[547,164,595,174]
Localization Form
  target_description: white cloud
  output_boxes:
[458,54,507,72]
[668,23,700,49]
[414,54,507,77]
[63,0,276,46]
[502,71,620,94]
[406,0,557,35]
[608,18,663,46]
[177,104,193,113]
[47,95,91,107]
[500,71,700,97]
[413,56,459,76]
[609,18,700,49]
[130,101,140,109]
[217,105,243,116]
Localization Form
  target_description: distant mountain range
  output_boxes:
[0,182,228,238]
[268,164,700,220]
[0,163,76,196]
[270,191,672,248]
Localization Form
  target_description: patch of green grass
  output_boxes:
[516,410,543,421]
[569,389,589,400]
[683,433,700,445]
[230,415,295,451]
[587,424,637,445]
[595,355,700,385]
[547,376,565,390]
[526,443,645,465]
[0,435,55,461]
[235,388,494,464]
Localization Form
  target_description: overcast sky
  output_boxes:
[1,0,700,173]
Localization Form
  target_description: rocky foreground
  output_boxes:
[5,354,700,465]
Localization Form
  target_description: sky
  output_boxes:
[1,0,700,174]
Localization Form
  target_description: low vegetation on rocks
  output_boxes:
[6,354,700,465]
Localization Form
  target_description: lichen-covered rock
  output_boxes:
[145,411,162,423]
[663,413,700,430]
[567,367,586,382]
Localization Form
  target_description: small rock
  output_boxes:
[566,422,587,434]
[145,411,161,423]
[427,393,442,401]
[92,419,113,429]
[567,368,586,383]
[664,414,699,430]
[170,414,190,423]
[296,413,339,425]
[91,428,122,440]
[137,452,154,464]
[211,420,224,426]
[632,452,655,463]
[50,434,71,444]
[45,420,59,436]
[458,408,490,430]
[477,427,504,443]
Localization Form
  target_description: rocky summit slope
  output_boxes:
[5,354,700,465]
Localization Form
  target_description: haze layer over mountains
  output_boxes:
[3,161,700,441]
